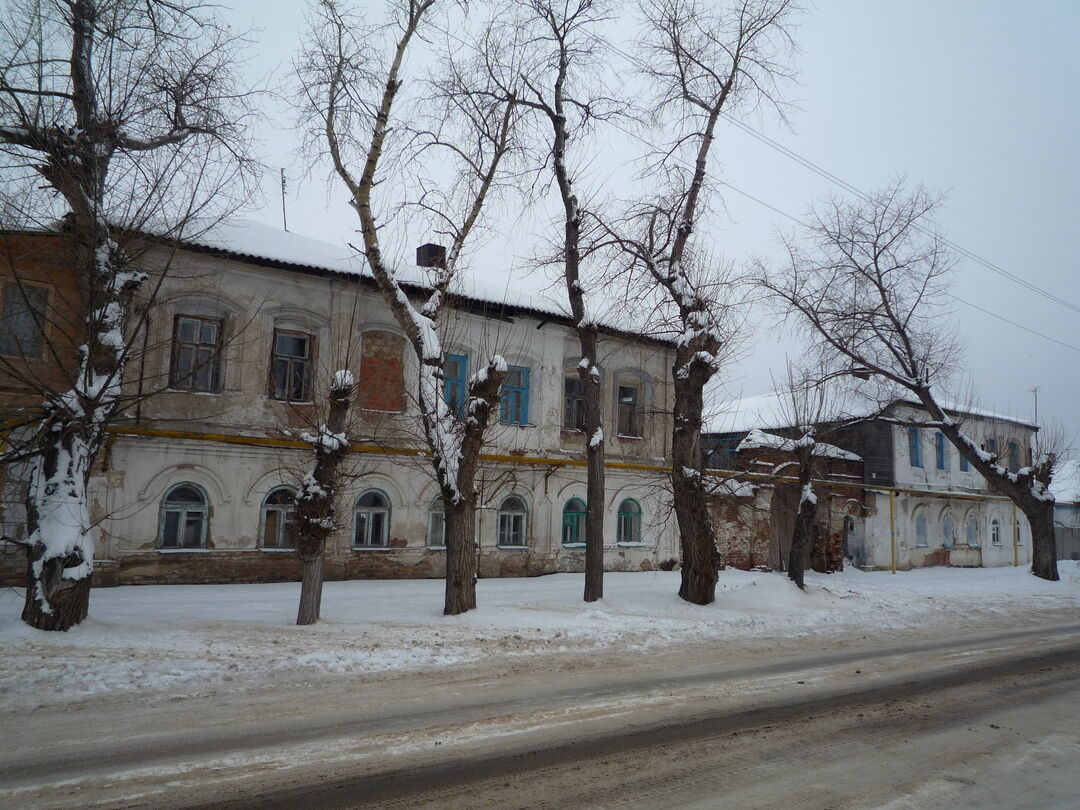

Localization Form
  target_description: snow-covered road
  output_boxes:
[3,564,1079,712]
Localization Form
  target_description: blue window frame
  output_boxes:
[908,428,922,468]
[935,431,948,470]
[960,453,970,472]
[443,353,468,417]
[1007,441,1021,473]
[500,365,530,425]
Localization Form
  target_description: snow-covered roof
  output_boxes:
[174,219,649,339]
[1052,460,1080,503]
[705,389,1038,435]
[736,428,861,461]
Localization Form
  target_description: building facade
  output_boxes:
[1,222,681,586]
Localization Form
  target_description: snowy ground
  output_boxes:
[3,563,1080,712]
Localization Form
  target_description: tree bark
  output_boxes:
[443,496,477,615]
[296,554,325,626]
[672,353,719,605]
[1025,497,1058,582]
[580,331,604,603]
[294,376,354,626]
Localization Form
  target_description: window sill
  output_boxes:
[499,422,536,428]
[259,547,296,553]
[425,545,446,551]
[351,546,394,552]
[496,545,528,550]
[561,543,586,549]
[164,388,222,396]
[158,547,211,553]
[616,434,645,441]
[617,542,647,547]
[915,543,929,548]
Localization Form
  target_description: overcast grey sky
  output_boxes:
[224,0,1080,444]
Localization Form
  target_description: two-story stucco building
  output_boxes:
[2,221,681,586]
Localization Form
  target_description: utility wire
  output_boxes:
[599,39,1080,316]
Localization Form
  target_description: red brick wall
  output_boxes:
[358,330,405,412]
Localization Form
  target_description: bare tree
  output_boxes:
[599,0,797,604]
[760,182,1061,581]
[297,0,518,615]
[0,0,257,630]
[494,0,629,602]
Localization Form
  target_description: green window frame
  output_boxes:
[562,498,586,545]
[616,498,642,544]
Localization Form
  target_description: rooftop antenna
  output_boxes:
[280,168,288,232]
[1029,386,1040,424]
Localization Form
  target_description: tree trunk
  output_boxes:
[443,497,477,615]
[672,365,719,605]
[1025,498,1058,582]
[296,553,325,626]
[580,333,604,603]
[22,557,91,632]
[788,499,815,590]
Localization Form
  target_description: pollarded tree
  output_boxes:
[297,0,518,614]
[0,0,257,630]
[495,0,630,602]
[760,182,1061,581]
[599,0,798,605]
[292,369,357,625]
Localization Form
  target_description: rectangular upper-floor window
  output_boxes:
[617,383,644,438]
[270,329,313,402]
[170,315,223,392]
[935,431,948,470]
[984,437,997,456]
[959,453,970,472]
[500,365,530,425]
[1007,441,1021,473]
[908,427,923,468]
[0,281,48,358]
[443,353,468,417]
[564,375,585,431]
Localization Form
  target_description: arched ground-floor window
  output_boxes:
[160,484,208,549]
[617,498,642,544]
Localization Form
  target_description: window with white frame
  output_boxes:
[270,329,313,401]
[914,511,929,547]
[160,484,208,549]
[497,496,528,547]
[562,498,586,545]
[260,487,296,549]
[991,518,1002,546]
[0,281,48,357]
[427,496,445,548]
[353,489,390,548]
[617,498,642,543]
[966,513,979,546]
[171,315,223,392]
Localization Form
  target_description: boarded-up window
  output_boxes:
[358,330,405,411]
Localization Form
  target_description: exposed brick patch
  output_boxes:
[358,330,405,412]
